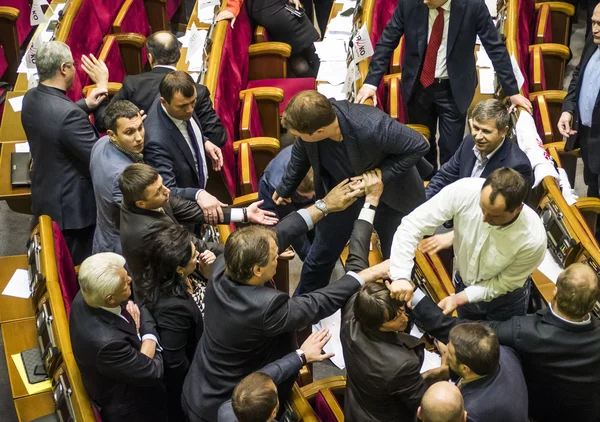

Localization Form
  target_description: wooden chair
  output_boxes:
[234,138,280,196]
[528,44,570,93]
[291,378,346,422]
[1,0,32,47]
[143,0,182,32]
[239,88,284,140]
[534,2,575,47]
[0,6,20,85]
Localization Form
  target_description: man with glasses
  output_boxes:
[22,41,109,264]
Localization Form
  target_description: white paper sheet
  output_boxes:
[476,49,493,68]
[314,40,348,61]
[8,95,24,112]
[312,310,346,369]
[421,349,442,374]
[537,249,563,284]
[317,61,348,85]
[317,83,347,100]
[352,24,374,62]
[197,4,217,23]
[15,143,30,153]
[510,55,525,90]
[485,0,497,17]
[478,68,496,94]
[2,269,31,299]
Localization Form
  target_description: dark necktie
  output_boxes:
[186,120,206,189]
[120,304,134,326]
[420,7,445,88]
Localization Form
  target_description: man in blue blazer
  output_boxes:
[425,99,532,200]
[90,100,145,254]
[144,71,227,225]
[356,0,531,168]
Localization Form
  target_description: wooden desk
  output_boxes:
[0,256,34,324]
[1,318,40,399]
[14,391,55,422]
[531,269,556,304]
[0,91,27,142]
[0,142,32,214]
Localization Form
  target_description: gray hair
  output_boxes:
[36,41,73,82]
[78,253,127,308]
[471,99,510,131]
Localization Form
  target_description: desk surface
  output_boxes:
[14,391,56,422]
[1,318,40,399]
[0,256,34,323]
[0,142,32,200]
[0,92,27,143]
[531,269,556,304]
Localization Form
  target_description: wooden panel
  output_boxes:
[0,91,27,142]
[0,255,34,323]
[1,318,39,399]
[14,391,55,422]
[0,143,32,215]
[531,269,556,304]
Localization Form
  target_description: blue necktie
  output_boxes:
[186,120,205,189]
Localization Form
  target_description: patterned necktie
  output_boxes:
[420,7,445,88]
[186,120,206,188]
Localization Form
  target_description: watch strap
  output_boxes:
[363,202,377,211]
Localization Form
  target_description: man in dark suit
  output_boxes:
[355,0,532,169]
[144,71,227,224]
[218,329,334,422]
[90,100,145,255]
[559,5,600,239]
[118,163,277,285]
[426,99,532,200]
[418,382,467,422]
[182,177,391,422]
[409,263,600,422]
[69,252,167,421]
[275,90,429,294]
[22,41,109,265]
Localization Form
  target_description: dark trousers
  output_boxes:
[407,80,467,170]
[302,0,334,36]
[294,199,404,295]
[454,273,531,321]
[62,225,94,266]
[578,125,600,240]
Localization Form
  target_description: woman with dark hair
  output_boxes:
[139,223,215,422]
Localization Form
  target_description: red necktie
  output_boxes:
[420,7,445,88]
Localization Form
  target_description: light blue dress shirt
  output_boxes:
[579,47,600,127]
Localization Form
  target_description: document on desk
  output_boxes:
[476,48,493,68]
[8,95,24,113]
[186,24,208,71]
[478,68,496,94]
[314,40,348,62]
[197,3,218,23]
[2,269,31,299]
[313,310,346,369]
[318,83,347,101]
[317,61,347,85]
[15,143,30,153]
[537,249,563,284]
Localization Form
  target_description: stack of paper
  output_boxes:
[478,68,496,94]
[314,39,348,61]
[316,61,347,85]
[326,14,353,38]
[186,24,208,72]
[476,48,493,68]
[197,0,220,24]
[2,269,30,298]
[317,83,347,101]
[312,310,346,369]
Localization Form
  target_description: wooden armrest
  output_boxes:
[383,72,402,84]
[233,137,280,155]
[239,87,284,103]
[232,192,259,207]
[390,36,404,74]
[529,43,571,60]
[112,0,134,32]
[291,383,318,420]
[113,32,147,48]
[535,3,551,44]
[319,388,344,421]
[0,6,19,21]
[297,366,313,386]
[535,2,575,16]
[529,90,567,103]
[536,95,554,144]
[82,82,123,97]
[574,197,600,214]
[254,25,267,43]
[407,124,431,140]
[300,377,346,398]
[248,42,292,58]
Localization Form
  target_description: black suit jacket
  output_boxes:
[119,196,226,287]
[69,292,167,421]
[182,211,367,421]
[143,90,227,200]
[365,0,519,114]
[276,100,428,215]
[411,295,600,422]
[563,34,600,172]
[425,135,533,199]
[21,84,99,230]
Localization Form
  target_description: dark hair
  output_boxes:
[119,163,160,209]
[146,31,181,66]
[449,323,499,376]
[138,223,193,305]
[103,100,141,133]
[471,99,510,131]
[160,70,196,103]
[482,167,529,212]
[278,132,298,149]
[354,283,406,330]
[281,90,337,135]
[556,263,600,319]
[224,226,277,283]
[232,372,278,422]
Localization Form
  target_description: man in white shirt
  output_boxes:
[388,167,546,320]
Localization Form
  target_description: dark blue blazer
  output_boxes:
[425,135,533,200]
[144,99,226,201]
[364,0,519,114]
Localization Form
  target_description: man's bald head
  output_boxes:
[555,263,599,320]
[146,31,181,66]
[418,382,466,422]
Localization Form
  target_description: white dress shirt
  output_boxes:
[429,0,451,79]
[162,105,209,191]
[100,305,161,348]
[470,140,504,178]
[390,177,547,303]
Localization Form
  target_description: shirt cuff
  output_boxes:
[230,208,243,222]
[363,83,378,91]
[464,286,484,304]
[297,208,314,231]
[346,271,365,286]
[194,189,204,201]
[141,334,163,352]
[358,208,376,224]
[411,288,427,308]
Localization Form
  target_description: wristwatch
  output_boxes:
[315,199,329,216]
[363,202,377,211]
[295,349,307,365]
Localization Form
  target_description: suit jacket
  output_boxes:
[217,352,303,422]
[425,135,533,200]
[21,84,99,230]
[276,100,429,215]
[182,212,366,421]
[411,295,600,422]
[119,196,227,287]
[90,136,134,254]
[96,66,226,146]
[69,292,167,421]
[365,0,519,114]
[563,34,600,172]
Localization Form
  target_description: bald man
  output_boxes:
[418,382,466,422]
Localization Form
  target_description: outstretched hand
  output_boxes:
[300,329,335,363]
[247,200,279,225]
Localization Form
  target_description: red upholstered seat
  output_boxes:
[240,93,265,138]
[102,37,127,84]
[166,0,181,20]
[51,222,79,318]
[314,390,342,422]
[246,78,316,115]
[3,0,32,46]
[369,0,398,108]
[113,0,152,66]
[516,0,535,97]
[0,44,7,80]
[93,0,126,34]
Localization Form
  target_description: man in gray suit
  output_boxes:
[275,90,429,294]
[22,41,108,264]
[90,100,145,254]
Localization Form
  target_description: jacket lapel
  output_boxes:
[447,0,466,57]
[482,138,509,177]
[93,306,138,337]
[417,2,430,59]
[158,105,199,179]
